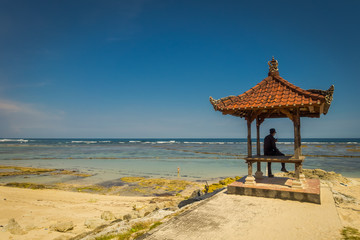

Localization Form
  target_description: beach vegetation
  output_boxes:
[341,227,360,240]
[96,221,156,240]
[205,176,240,193]
[149,221,162,230]
[95,234,117,240]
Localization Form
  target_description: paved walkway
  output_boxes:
[141,184,342,240]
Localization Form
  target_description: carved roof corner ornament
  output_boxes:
[268,56,279,76]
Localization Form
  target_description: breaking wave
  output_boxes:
[0,139,29,143]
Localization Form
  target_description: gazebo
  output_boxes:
[210,57,334,189]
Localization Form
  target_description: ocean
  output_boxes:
[0,138,359,184]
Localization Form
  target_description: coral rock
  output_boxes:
[5,218,26,235]
[50,221,74,232]
[101,211,115,221]
[84,219,105,229]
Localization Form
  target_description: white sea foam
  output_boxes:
[99,141,111,143]
[156,141,176,144]
[183,141,232,145]
[277,141,359,145]
[184,142,204,144]
[0,139,28,143]
[71,141,97,144]
[129,141,141,143]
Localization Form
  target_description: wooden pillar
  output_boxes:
[256,117,260,156]
[293,108,301,159]
[298,116,302,156]
[247,119,252,157]
[245,118,256,185]
[254,117,263,179]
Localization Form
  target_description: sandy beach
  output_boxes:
[0,186,158,239]
[0,174,359,239]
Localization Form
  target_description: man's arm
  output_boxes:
[272,136,285,156]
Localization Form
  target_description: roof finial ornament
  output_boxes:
[268,56,279,76]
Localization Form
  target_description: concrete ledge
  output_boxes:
[227,176,320,204]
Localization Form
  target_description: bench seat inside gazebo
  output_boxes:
[245,155,304,163]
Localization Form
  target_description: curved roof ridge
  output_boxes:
[273,75,324,100]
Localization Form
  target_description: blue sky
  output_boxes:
[0,0,359,138]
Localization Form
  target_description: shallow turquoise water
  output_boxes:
[0,138,359,184]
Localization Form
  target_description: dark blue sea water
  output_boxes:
[0,138,359,184]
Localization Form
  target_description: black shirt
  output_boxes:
[264,134,284,156]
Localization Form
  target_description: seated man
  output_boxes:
[264,128,288,177]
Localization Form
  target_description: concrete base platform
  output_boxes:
[228,176,320,204]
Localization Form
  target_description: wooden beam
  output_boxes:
[279,108,294,122]
[319,103,324,115]
[257,109,276,125]
[249,110,262,123]
[308,105,315,113]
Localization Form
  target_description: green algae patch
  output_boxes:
[73,185,106,193]
[341,226,360,240]
[4,182,109,193]
[139,179,191,192]
[120,177,146,183]
[0,165,55,177]
[205,176,241,193]
[53,183,108,194]
[50,169,93,177]
[5,182,48,189]
[118,178,195,196]
[0,165,92,178]
[346,148,360,152]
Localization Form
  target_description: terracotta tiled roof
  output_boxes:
[210,75,326,111]
[210,58,334,119]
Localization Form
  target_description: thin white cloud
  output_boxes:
[0,101,22,112]
[0,81,52,90]
[0,99,65,137]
